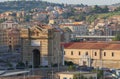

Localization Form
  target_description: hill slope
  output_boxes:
[0,1,63,13]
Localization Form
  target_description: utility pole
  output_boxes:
[105,19,108,42]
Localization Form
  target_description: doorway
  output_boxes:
[32,49,40,67]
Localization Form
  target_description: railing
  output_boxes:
[76,35,115,39]
[0,76,44,79]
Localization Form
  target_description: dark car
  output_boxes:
[77,66,94,72]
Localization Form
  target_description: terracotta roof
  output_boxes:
[60,24,85,26]
[63,42,120,50]
[40,25,53,29]
[105,44,120,50]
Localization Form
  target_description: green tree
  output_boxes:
[92,5,102,13]
[115,6,120,11]
[97,70,103,79]
[112,34,120,41]
[73,73,88,79]
[67,65,76,71]
[102,6,109,13]
[86,15,98,23]
[24,15,32,22]
[16,61,25,68]
[0,18,6,23]
[91,69,103,79]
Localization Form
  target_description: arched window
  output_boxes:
[95,52,97,56]
[112,52,114,57]
[71,51,73,55]
[79,51,81,55]
[104,52,106,56]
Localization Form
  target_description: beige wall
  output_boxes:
[64,48,120,68]
[58,74,73,79]
[64,49,101,59]
[57,72,97,79]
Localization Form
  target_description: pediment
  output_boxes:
[30,26,48,37]
[31,26,48,33]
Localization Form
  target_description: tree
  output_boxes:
[92,5,102,13]
[86,15,98,23]
[97,70,104,79]
[16,61,25,69]
[115,6,120,11]
[67,65,76,71]
[24,15,32,22]
[65,61,74,66]
[112,34,120,41]
[102,6,109,13]
[91,5,109,13]
[73,73,88,79]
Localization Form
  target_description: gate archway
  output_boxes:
[32,49,40,67]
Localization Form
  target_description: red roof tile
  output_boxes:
[63,42,120,50]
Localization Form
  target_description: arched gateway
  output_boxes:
[32,49,40,67]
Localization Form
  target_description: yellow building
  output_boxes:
[20,24,63,67]
[63,42,120,69]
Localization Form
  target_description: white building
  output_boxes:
[0,21,20,30]
[60,23,88,36]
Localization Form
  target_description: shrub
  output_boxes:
[65,61,74,66]
[16,61,25,69]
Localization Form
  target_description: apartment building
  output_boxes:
[0,21,21,52]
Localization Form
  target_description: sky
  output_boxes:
[0,0,120,5]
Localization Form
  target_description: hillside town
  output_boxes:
[0,0,120,79]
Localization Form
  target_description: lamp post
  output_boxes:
[100,49,104,79]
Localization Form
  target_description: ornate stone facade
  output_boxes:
[20,25,63,67]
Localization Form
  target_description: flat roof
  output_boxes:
[1,70,30,77]
[57,71,96,75]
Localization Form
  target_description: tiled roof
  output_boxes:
[105,44,120,50]
[63,42,120,50]
[60,24,85,26]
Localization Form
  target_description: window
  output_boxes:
[95,52,97,56]
[79,51,81,55]
[104,52,106,56]
[64,51,66,55]
[71,51,73,55]
[9,41,11,43]
[63,77,67,79]
[112,52,114,57]
[86,52,88,55]
[36,32,39,36]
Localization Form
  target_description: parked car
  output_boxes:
[77,66,94,72]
